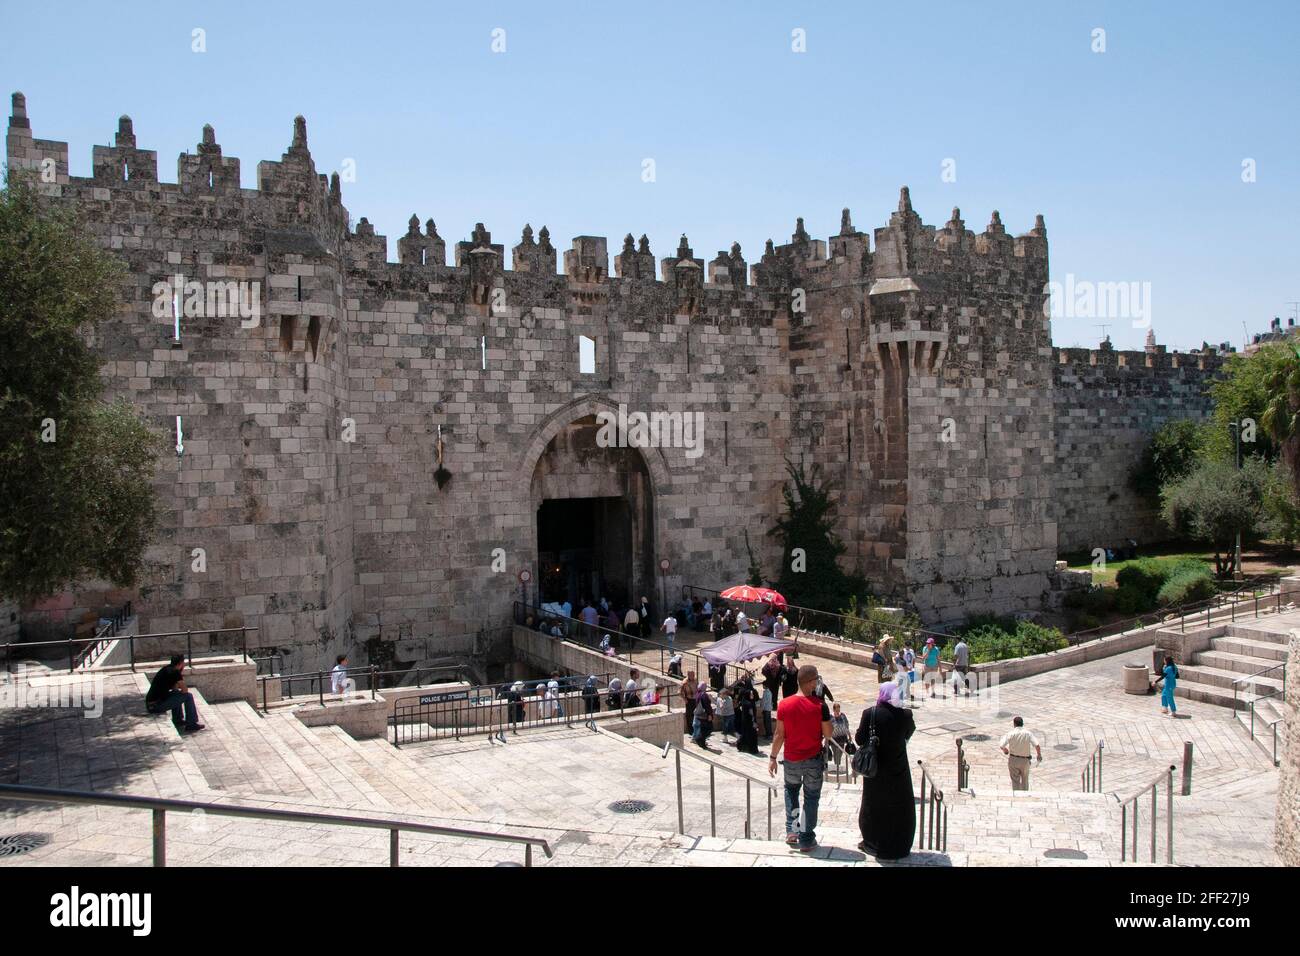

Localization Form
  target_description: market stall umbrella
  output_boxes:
[700,631,796,667]
[718,585,787,611]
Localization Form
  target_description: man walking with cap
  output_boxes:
[769,664,834,852]
[999,715,1042,791]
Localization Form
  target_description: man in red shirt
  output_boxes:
[768,664,833,851]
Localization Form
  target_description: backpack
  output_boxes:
[852,707,881,778]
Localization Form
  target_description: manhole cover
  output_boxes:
[939,722,975,733]
[608,800,654,814]
[963,733,992,742]
[996,711,1013,718]
[1054,743,1078,752]
[493,861,524,867]
[1043,848,1088,860]
[0,833,50,857]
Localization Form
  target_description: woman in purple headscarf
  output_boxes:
[854,681,916,860]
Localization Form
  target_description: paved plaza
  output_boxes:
[1,610,1286,868]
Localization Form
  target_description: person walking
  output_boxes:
[717,687,736,742]
[662,612,678,648]
[733,678,761,755]
[999,716,1042,791]
[680,670,697,735]
[581,674,600,727]
[639,596,653,643]
[768,664,834,852]
[828,701,852,773]
[892,649,911,707]
[623,604,640,651]
[759,683,775,738]
[780,656,800,700]
[691,681,714,749]
[1154,655,1179,717]
[920,637,942,698]
[951,636,971,697]
[855,681,916,860]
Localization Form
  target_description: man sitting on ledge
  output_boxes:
[145,654,205,735]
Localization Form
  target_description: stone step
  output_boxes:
[1181,659,1285,691]
[1224,622,1294,645]
[1209,636,1289,662]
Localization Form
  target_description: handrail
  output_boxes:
[513,600,718,683]
[5,625,258,675]
[663,741,778,841]
[916,759,948,852]
[265,662,473,709]
[823,735,856,787]
[1081,739,1104,793]
[74,600,134,669]
[1119,764,1176,864]
[0,782,553,867]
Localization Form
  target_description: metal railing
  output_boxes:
[1232,660,1288,766]
[513,600,722,684]
[1081,739,1104,793]
[824,736,857,787]
[683,584,936,648]
[0,782,552,867]
[916,760,948,852]
[392,674,662,747]
[4,625,257,675]
[73,601,134,669]
[261,662,473,711]
[1119,765,1176,864]
[955,738,971,791]
[663,741,779,840]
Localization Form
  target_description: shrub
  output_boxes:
[1114,559,1167,600]
[957,618,1068,664]
[1156,567,1216,606]
[1113,584,1154,614]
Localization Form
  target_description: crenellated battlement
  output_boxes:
[1053,341,1227,373]
[6,95,1050,311]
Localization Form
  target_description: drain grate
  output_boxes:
[996,711,1014,719]
[0,833,50,858]
[1043,848,1088,860]
[608,799,654,814]
[963,733,992,742]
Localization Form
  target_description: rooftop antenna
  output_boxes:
[1093,323,1112,344]
[1287,301,1300,326]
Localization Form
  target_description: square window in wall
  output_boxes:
[579,335,596,375]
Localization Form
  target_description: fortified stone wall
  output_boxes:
[1276,629,1299,867]
[1053,344,1221,556]
[5,92,1230,662]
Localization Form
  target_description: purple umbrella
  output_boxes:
[700,631,796,667]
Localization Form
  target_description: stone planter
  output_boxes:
[1123,662,1151,695]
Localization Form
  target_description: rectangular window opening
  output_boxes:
[481,335,488,370]
[578,335,596,375]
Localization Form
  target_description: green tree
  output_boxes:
[1159,457,1271,574]
[767,459,870,612]
[1208,343,1294,464]
[0,173,163,602]
[1129,419,1209,500]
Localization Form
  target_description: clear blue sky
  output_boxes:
[2,0,1296,351]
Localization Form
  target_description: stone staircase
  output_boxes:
[1177,619,1289,763]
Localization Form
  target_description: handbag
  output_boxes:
[852,707,881,778]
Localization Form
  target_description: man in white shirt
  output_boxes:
[735,610,749,633]
[662,614,678,647]
[999,716,1042,791]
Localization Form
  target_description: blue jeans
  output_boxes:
[782,756,824,848]
[148,690,199,730]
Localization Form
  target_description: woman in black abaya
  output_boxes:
[731,675,760,755]
[855,681,916,860]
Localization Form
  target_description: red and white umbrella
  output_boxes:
[719,585,788,610]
